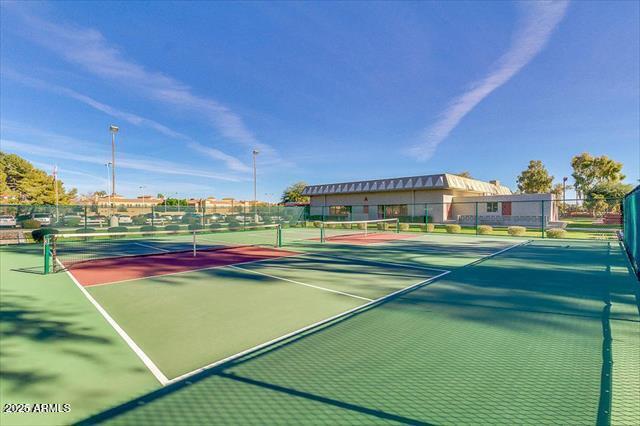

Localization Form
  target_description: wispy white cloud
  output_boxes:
[1,138,247,182]
[2,68,254,174]
[6,4,285,166]
[2,68,190,140]
[408,1,569,160]
[188,142,252,173]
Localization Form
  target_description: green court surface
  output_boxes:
[1,234,639,425]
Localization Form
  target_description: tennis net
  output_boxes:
[319,218,399,242]
[44,224,281,273]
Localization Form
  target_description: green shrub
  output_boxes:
[188,223,204,230]
[546,228,567,239]
[31,228,59,243]
[108,226,129,233]
[132,215,147,225]
[64,217,81,227]
[263,216,273,224]
[508,226,527,236]
[313,221,322,228]
[399,223,410,231]
[445,224,461,234]
[76,228,95,233]
[478,225,493,235]
[342,223,352,229]
[377,222,390,230]
[420,223,435,232]
[358,223,367,230]
[21,219,42,229]
[165,224,181,232]
[139,225,158,234]
[209,223,222,229]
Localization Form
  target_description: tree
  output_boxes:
[516,160,553,193]
[583,181,633,215]
[0,152,77,204]
[157,193,165,199]
[571,153,625,199]
[164,198,188,206]
[281,182,309,203]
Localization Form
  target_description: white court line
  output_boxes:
[227,264,373,302]
[301,252,449,273]
[133,242,171,252]
[57,259,169,385]
[166,269,451,385]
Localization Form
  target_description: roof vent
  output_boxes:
[489,180,500,186]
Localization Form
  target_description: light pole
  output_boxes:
[105,162,112,215]
[253,149,259,222]
[139,186,146,215]
[109,125,119,197]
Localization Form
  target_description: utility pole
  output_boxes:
[253,149,259,222]
[109,125,119,197]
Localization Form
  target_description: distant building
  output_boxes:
[187,197,268,213]
[303,173,558,226]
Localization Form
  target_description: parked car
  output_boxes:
[33,213,52,226]
[85,216,107,226]
[116,215,133,224]
[0,215,17,228]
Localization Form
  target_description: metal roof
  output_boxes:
[302,174,512,196]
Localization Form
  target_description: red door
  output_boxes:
[502,202,512,216]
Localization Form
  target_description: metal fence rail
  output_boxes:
[622,186,639,278]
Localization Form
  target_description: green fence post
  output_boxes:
[320,225,325,243]
[84,205,88,231]
[541,200,545,238]
[43,237,50,275]
[475,202,479,235]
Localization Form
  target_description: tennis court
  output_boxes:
[42,221,522,383]
[7,218,637,424]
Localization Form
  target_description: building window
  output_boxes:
[486,202,498,213]
[378,204,408,218]
[329,206,351,217]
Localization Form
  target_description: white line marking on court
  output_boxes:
[166,269,451,385]
[462,239,531,267]
[227,264,373,302]
[82,250,308,288]
[132,242,171,253]
[58,259,169,385]
[300,252,449,273]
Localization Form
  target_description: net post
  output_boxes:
[84,205,88,231]
[320,224,325,243]
[277,224,282,247]
[395,218,399,233]
[192,230,196,256]
[43,237,50,275]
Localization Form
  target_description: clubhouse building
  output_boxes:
[302,173,558,227]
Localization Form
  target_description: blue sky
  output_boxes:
[1,1,638,201]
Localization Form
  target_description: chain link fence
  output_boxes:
[306,198,623,240]
[622,186,639,278]
[0,203,307,244]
